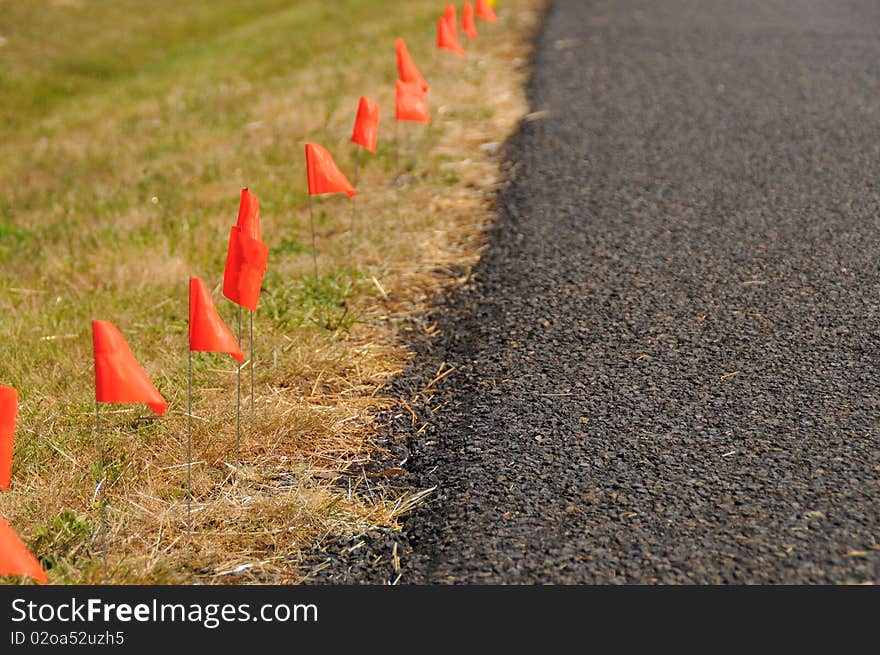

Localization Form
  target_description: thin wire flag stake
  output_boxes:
[236,306,242,465]
[308,195,319,279]
[187,281,193,532]
[249,310,255,413]
[95,401,107,581]
[187,334,193,533]
[395,121,402,223]
[351,154,361,244]
[405,122,413,188]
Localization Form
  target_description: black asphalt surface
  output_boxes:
[313,0,880,583]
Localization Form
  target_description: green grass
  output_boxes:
[0,0,536,583]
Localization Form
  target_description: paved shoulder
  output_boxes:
[369,0,880,583]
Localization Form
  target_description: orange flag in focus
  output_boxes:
[351,96,380,154]
[396,80,431,124]
[92,320,167,416]
[305,143,357,198]
[236,188,261,242]
[224,188,269,311]
[223,228,269,312]
[395,38,429,93]
[0,516,47,584]
[476,0,498,22]
[463,3,478,40]
[437,16,466,58]
[444,4,458,39]
[190,278,244,363]
[0,385,17,491]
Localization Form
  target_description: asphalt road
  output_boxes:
[315,0,880,584]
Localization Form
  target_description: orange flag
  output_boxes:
[463,3,478,40]
[0,516,46,584]
[437,16,466,58]
[236,188,261,242]
[0,385,16,491]
[190,278,244,363]
[223,227,270,312]
[93,321,168,416]
[305,143,356,198]
[476,0,497,22]
[351,96,380,154]
[444,4,458,39]
[395,37,429,93]
[224,188,269,312]
[396,80,431,125]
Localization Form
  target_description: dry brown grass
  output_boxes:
[0,0,544,584]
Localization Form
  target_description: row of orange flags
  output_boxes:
[2,0,503,585]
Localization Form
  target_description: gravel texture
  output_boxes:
[308,0,880,584]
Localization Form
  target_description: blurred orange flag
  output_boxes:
[351,96,380,154]
[395,37,429,94]
[190,278,244,363]
[437,16,466,57]
[236,188,261,242]
[444,4,458,39]
[396,80,431,125]
[93,321,168,416]
[0,516,46,584]
[0,385,17,491]
[223,228,269,312]
[463,3,478,40]
[305,143,356,198]
[477,0,498,22]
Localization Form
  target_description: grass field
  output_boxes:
[0,0,541,583]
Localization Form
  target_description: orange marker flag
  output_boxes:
[236,188,261,242]
[463,3,478,40]
[190,278,244,363]
[0,516,47,584]
[305,143,357,198]
[351,96,380,154]
[444,4,458,39]
[93,321,168,416]
[395,37,430,94]
[396,80,431,125]
[476,0,498,23]
[0,385,17,491]
[223,228,270,312]
[437,16,466,58]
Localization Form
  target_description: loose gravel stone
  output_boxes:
[308,0,880,584]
